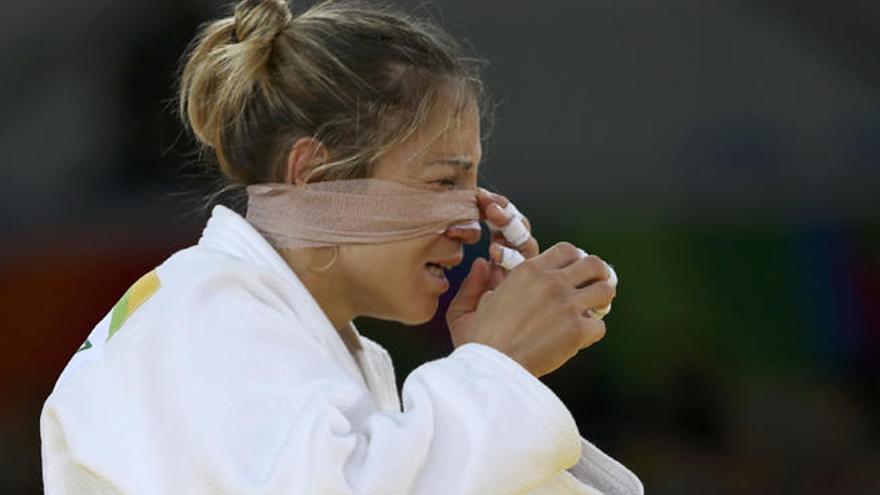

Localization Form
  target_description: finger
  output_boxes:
[491,233,539,263]
[531,242,584,270]
[487,203,531,247]
[447,258,491,322]
[577,318,607,350]
[488,263,506,289]
[484,199,522,230]
[477,288,494,306]
[562,254,612,288]
[568,250,617,319]
[490,244,526,270]
[587,303,613,320]
[479,190,521,229]
[573,248,618,287]
[476,187,507,219]
[484,202,510,228]
[517,236,540,259]
[607,264,618,288]
[478,190,535,248]
[573,280,616,315]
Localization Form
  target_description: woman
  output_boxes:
[41,0,643,493]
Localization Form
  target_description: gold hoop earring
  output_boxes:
[312,245,339,273]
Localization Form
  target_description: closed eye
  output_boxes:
[433,178,457,189]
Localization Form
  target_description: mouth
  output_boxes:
[425,263,447,278]
[425,254,463,275]
[423,255,463,290]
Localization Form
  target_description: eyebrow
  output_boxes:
[425,158,475,170]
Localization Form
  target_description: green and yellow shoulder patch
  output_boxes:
[107,270,161,341]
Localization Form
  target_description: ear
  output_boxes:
[285,137,329,185]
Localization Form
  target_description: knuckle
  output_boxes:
[555,242,579,257]
[521,259,541,276]
[601,281,617,301]
[586,255,607,276]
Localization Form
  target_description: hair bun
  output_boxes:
[233,0,292,43]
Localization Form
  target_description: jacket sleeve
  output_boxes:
[143,281,586,494]
[527,437,644,495]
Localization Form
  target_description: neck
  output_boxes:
[277,247,363,356]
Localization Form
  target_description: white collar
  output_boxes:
[198,204,298,283]
[196,204,372,390]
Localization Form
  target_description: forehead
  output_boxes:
[385,103,482,169]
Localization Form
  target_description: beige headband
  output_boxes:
[245,178,481,249]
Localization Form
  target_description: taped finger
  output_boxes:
[501,201,522,221]
[500,218,531,246]
[486,200,525,232]
[497,245,526,271]
[576,248,616,319]
[576,248,618,288]
[486,201,531,247]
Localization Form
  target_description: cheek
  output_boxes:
[381,245,430,292]
[348,243,427,293]
[362,242,440,311]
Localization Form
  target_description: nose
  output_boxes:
[443,224,482,245]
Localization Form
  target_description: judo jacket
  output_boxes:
[41,204,644,495]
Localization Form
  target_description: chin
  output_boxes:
[399,314,434,326]
[393,298,440,326]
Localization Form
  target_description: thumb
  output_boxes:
[448,257,490,318]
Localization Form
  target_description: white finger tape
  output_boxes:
[607,264,618,287]
[498,246,526,271]
[487,201,524,232]
[502,201,522,221]
[500,218,531,246]
[576,248,616,319]
[486,201,530,246]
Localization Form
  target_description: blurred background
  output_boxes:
[2,0,878,493]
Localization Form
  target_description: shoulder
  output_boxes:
[153,244,300,323]
[53,243,343,398]
[79,243,318,364]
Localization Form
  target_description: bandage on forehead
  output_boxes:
[245,178,481,249]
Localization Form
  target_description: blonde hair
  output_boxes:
[178,0,490,189]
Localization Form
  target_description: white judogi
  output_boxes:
[41,205,644,495]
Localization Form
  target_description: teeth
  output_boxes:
[426,264,445,278]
